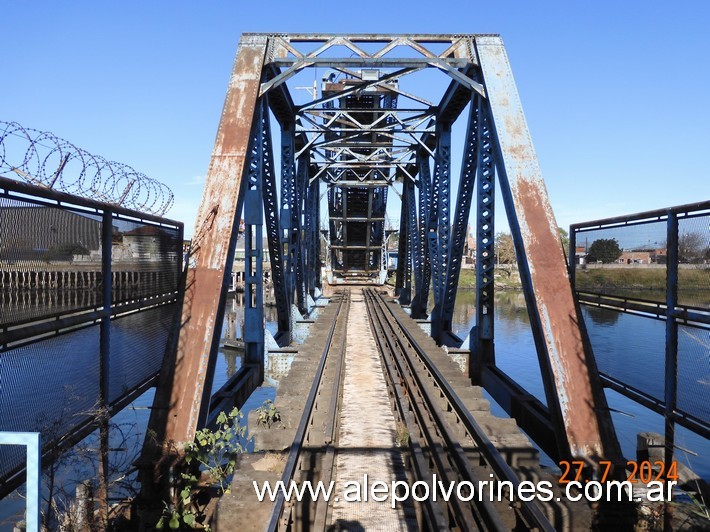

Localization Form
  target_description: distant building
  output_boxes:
[618,251,652,264]
[574,246,587,265]
[650,248,667,264]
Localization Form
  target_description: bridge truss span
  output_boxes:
[155,33,623,472]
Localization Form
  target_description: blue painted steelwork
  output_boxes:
[167,33,622,468]
[441,97,479,338]
[471,101,496,381]
[260,98,291,340]
[394,181,408,299]
[280,120,297,317]
[294,154,308,314]
[410,151,431,319]
[427,122,451,340]
[304,162,321,299]
[243,99,267,377]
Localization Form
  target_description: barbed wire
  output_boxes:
[0,121,174,216]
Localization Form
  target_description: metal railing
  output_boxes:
[570,200,710,449]
[0,176,183,498]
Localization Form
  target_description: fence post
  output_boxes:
[98,208,113,524]
[664,211,678,486]
[569,225,577,286]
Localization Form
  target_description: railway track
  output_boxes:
[263,287,563,530]
[363,288,555,531]
[266,289,351,531]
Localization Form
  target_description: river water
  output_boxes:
[1,289,707,528]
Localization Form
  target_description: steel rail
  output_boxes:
[364,289,504,531]
[311,291,350,530]
[365,294,461,530]
[365,289,556,531]
[266,290,350,531]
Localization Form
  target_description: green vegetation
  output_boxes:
[157,407,246,531]
[456,267,522,290]
[587,238,622,264]
[575,267,708,291]
[254,400,281,428]
[575,267,710,306]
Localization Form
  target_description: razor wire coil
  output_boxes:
[0,120,174,216]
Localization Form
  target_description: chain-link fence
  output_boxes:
[0,177,183,496]
[570,201,709,443]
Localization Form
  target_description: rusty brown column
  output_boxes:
[475,35,621,461]
[164,34,268,444]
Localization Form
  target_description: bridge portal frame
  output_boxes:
[153,33,621,465]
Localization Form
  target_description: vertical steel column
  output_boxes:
[411,151,431,319]
[664,211,678,481]
[471,102,496,382]
[405,177,420,306]
[294,155,308,314]
[441,97,479,336]
[394,185,408,298]
[476,35,620,460]
[160,35,267,444]
[244,104,266,380]
[259,98,290,337]
[280,121,297,311]
[313,170,322,291]
[304,164,320,297]
[428,122,452,342]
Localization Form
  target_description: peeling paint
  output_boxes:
[477,35,619,460]
[163,36,268,445]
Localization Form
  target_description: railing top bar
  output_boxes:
[0,176,183,229]
[570,199,710,231]
[244,32,500,42]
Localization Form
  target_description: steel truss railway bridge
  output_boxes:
[150,32,619,463]
[5,32,707,531]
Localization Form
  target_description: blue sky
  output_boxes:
[1,1,708,237]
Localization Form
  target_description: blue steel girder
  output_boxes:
[395,178,411,303]
[410,150,431,319]
[404,176,419,306]
[471,100,496,379]
[321,75,396,282]
[243,98,266,378]
[305,166,320,297]
[258,97,291,338]
[294,155,308,314]
[280,120,297,312]
[180,33,618,465]
[440,95,479,335]
[428,122,452,340]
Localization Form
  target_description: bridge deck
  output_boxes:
[216,288,590,530]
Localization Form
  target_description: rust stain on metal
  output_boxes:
[164,36,268,445]
[515,179,604,456]
[477,35,618,459]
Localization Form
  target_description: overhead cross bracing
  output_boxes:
[149,33,623,475]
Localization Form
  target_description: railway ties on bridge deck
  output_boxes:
[217,289,591,531]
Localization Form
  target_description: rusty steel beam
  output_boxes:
[161,35,268,445]
[475,36,621,461]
